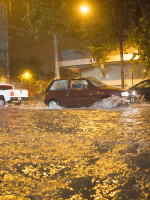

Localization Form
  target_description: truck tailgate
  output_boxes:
[11,90,28,98]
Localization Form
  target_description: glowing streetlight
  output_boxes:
[80,5,89,14]
[21,72,31,80]
[24,72,30,78]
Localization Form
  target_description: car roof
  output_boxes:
[53,77,101,81]
[54,77,87,80]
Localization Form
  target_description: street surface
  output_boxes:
[0,102,150,199]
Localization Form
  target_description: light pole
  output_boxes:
[80,4,89,32]
[54,4,89,80]
[53,32,60,79]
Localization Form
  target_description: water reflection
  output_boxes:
[0,105,149,199]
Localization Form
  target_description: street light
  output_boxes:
[24,72,30,78]
[22,72,31,80]
[54,4,89,80]
[80,5,89,14]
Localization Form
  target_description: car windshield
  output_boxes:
[88,78,107,87]
[136,81,150,88]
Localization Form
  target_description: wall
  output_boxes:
[80,62,150,88]
[81,67,101,80]
[99,63,150,88]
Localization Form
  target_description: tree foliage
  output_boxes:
[127,3,150,75]
[24,0,83,35]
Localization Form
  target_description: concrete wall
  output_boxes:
[80,63,150,88]
[81,67,101,80]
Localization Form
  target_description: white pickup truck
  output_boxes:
[0,84,28,106]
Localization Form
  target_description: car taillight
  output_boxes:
[10,91,14,96]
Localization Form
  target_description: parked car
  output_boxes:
[44,77,136,108]
[130,79,150,102]
[0,84,28,106]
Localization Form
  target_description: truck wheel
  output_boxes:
[0,99,5,106]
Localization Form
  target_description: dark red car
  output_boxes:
[44,77,135,107]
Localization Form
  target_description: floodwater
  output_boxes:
[0,102,150,199]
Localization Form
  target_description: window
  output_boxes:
[0,85,13,90]
[50,80,68,90]
[70,80,88,89]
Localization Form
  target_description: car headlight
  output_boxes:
[132,91,136,95]
[121,91,129,97]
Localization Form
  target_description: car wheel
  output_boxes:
[48,100,58,107]
[0,99,5,106]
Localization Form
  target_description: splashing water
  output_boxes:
[91,96,128,109]
[4,97,129,110]
[48,104,64,110]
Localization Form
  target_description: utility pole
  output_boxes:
[53,32,60,79]
[119,20,125,89]
[120,38,124,89]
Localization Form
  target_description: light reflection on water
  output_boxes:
[0,103,150,199]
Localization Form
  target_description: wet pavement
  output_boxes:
[0,102,150,199]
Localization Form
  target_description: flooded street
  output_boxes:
[0,102,150,199]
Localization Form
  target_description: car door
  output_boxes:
[67,79,96,107]
[47,80,69,107]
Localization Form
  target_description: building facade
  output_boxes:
[59,48,150,88]
[0,2,9,82]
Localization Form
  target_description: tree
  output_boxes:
[127,0,150,76]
